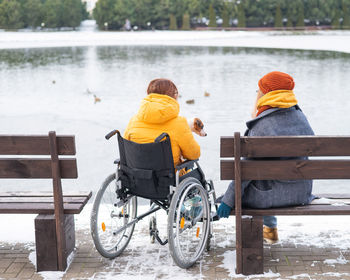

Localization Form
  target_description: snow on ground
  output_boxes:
[68,206,350,279]
[1,204,350,279]
[2,204,350,249]
[28,251,76,280]
[218,250,281,279]
[1,21,350,53]
[323,255,348,266]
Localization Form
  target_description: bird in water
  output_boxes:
[93,94,101,104]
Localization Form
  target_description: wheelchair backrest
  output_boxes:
[117,132,175,200]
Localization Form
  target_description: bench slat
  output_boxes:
[238,204,350,216]
[221,159,350,180]
[0,197,88,203]
[0,203,85,214]
[221,136,350,158]
[0,136,76,155]
[0,191,91,214]
[0,191,91,197]
[0,159,77,178]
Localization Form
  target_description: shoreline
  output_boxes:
[1,30,350,54]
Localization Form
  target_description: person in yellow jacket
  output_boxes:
[124,78,201,167]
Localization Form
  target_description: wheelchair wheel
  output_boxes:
[168,177,210,268]
[91,173,137,259]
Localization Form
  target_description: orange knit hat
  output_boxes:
[258,71,295,94]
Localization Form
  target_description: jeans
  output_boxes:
[263,216,277,228]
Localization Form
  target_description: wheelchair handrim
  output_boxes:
[169,178,210,267]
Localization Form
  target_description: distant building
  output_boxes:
[83,0,98,13]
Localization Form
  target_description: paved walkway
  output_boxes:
[1,226,350,280]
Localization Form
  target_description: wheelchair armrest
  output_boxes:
[175,159,198,171]
[114,158,120,165]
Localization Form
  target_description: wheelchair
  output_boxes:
[90,130,217,268]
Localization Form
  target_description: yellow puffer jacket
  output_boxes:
[124,93,200,167]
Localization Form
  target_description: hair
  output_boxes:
[147,78,178,99]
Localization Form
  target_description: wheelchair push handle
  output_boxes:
[154,132,170,143]
[105,129,120,140]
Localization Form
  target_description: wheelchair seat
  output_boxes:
[117,132,176,200]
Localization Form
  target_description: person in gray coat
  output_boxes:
[217,71,315,243]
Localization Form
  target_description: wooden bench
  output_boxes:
[220,132,350,275]
[0,131,91,271]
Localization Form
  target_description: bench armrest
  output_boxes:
[175,159,198,171]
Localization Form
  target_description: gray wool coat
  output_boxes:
[221,105,315,209]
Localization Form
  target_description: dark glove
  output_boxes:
[217,202,232,218]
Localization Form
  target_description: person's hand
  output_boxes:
[217,202,232,218]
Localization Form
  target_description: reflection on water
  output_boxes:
[2,45,350,68]
[1,45,350,195]
[0,47,85,68]
[95,45,350,64]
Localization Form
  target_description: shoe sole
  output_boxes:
[263,237,278,244]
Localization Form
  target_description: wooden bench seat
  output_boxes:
[220,133,350,275]
[240,195,350,216]
[0,192,91,214]
[0,132,92,272]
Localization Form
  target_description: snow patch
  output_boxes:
[216,238,233,248]
[218,250,280,279]
[312,197,332,204]
[311,197,350,206]
[332,202,347,206]
[319,272,350,277]
[277,216,350,250]
[287,274,311,279]
[28,250,76,280]
[323,255,348,266]
[28,251,36,266]
[38,271,66,280]
[218,250,236,276]
[87,274,159,280]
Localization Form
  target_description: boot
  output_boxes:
[263,226,278,244]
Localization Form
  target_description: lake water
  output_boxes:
[1,44,350,197]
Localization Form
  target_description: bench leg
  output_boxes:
[34,214,75,272]
[241,216,263,275]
